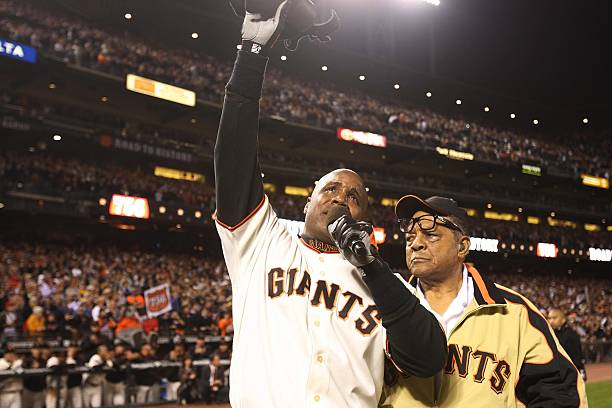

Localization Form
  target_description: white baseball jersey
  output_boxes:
[216,195,387,408]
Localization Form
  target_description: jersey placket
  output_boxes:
[305,254,332,406]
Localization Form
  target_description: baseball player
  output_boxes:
[380,195,588,407]
[213,1,447,406]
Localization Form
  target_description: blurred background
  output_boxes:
[0,0,610,406]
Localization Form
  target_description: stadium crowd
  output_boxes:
[0,242,231,405]
[2,88,606,216]
[1,148,610,249]
[1,0,610,178]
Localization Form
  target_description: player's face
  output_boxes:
[405,211,462,279]
[303,169,368,243]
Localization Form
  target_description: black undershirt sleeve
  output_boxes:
[361,258,448,378]
[214,51,268,226]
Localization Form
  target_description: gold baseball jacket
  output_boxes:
[381,265,587,408]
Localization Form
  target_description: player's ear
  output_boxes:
[304,197,311,214]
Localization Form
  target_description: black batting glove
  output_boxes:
[329,215,376,267]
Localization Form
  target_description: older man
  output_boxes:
[381,195,587,407]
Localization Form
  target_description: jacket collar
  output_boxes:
[407,264,506,306]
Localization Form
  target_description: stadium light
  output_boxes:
[101,96,108,102]
[533,119,539,125]
[426,91,432,98]
[394,84,400,90]
[48,83,56,89]
[191,32,199,39]
[195,211,202,219]
[280,55,287,61]
[510,113,516,119]
[359,75,366,81]
[159,206,166,214]
[484,106,490,112]
[0,202,4,209]
[98,198,107,206]
[321,65,328,71]
[582,117,589,124]
[455,99,462,105]
[53,134,62,141]
[124,13,132,20]
[420,0,441,6]
[236,44,242,50]
[518,207,523,213]
[177,208,185,216]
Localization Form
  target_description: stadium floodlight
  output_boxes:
[177,208,185,216]
[419,0,441,6]
[455,99,462,105]
[426,91,432,98]
[484,106,490,112]
[582,117,588,124]
[195,211,202,219]
[101,96,108,102]
[236,44,242,50]
[280,55,287,61]
[48,83,56,89]
[53,134,62,141]
[0,203,4,209]
[124,13,132,20]
[510,113,516,119]
[321,65,328,71]
[533,119,539,125]
[191,32,199,39]
[394,83,400,90]
[159,206,166,214]
[359,75,366,81]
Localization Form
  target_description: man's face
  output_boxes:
[404,211,466,279]
[303,169,369,243]
[547,309,565,329]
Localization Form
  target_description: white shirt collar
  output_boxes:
[416,265,474,337]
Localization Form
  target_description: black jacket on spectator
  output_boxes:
[133,357,158,386]
[22,357,46,392]
[554,324,585,371]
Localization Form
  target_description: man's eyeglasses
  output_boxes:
[398,214,464,234]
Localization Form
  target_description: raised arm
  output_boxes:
[214,51,267,227]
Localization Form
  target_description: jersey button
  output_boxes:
[314,395,321,402]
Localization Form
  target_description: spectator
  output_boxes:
[549,308,587,381]
[103,343,127,406]
[177,357,199,405]
[24,306,45,337]
[21,344,46,408]
[83,344,111,407]
[0,346,23,408]
[66,343,84,408]
[199,354,227,404]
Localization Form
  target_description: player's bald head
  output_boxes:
[314,169,367,197]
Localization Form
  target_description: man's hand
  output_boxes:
[240,0,292,54]
[230,0,340,52]
[329,215,376,267]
